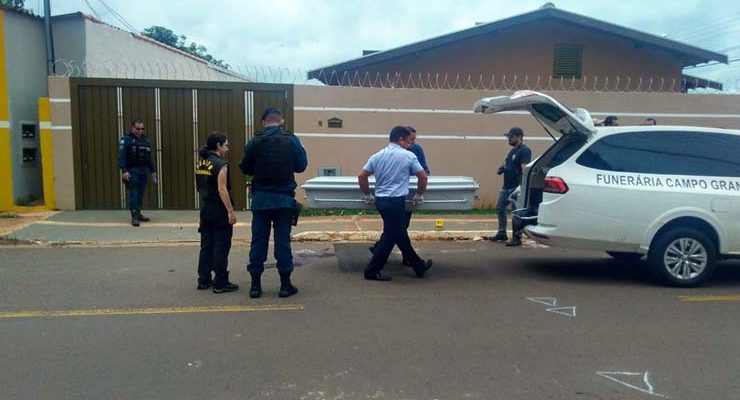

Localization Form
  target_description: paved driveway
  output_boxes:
[1,241,739,399]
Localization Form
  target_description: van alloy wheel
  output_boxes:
[663,238,708,280]
[648,227,716,287]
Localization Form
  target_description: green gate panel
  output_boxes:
[160,88,196,209]
[77,86,120,209]
[71,79,293,210]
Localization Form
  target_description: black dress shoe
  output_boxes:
[364,272,392,281]
[196,282,213,290]
[213,282,239,293]
[413,259,433,278]
[490,233,508,242]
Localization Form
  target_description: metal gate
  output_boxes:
[71,78,293,210]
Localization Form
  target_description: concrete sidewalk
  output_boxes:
[1,210,501,246]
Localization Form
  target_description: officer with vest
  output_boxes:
[195,131,239,293]
[239,108,308,299]
[118,119,157,227]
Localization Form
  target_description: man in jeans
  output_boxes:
[491,127,531,246]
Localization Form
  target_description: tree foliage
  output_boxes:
[142,26,229,69]
[0,0,26,10]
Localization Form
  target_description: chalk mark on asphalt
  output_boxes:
[0,304,304,319]
[528,297,577,318]
[527,297,557,306]
[596,371,666,398]
[546,306,577,317]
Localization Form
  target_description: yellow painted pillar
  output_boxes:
[0,10,14,211]
[39,97,55,209]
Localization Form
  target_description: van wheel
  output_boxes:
[606,251,643,262]
[648,227,716,287]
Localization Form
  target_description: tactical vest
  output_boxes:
[126,134,153,167]
[195,153,230,204]
[251,132,295,187]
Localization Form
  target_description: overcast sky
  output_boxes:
[26,0,740,87]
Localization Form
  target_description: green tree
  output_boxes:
[142,25,229,69]
[0,0,26,10]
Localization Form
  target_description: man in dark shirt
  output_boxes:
[406,127,430,175]
[239,108,308,299]
[491,127,531,246]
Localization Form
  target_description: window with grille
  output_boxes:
[553,44,583,79]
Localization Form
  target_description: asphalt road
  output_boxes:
[1,242,740,400]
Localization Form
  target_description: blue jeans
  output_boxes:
[366,196,423,275]
[496,188,516,234]
[127,173,148,210]
[247,208,293,275]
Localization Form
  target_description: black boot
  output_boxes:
[130,210,140,227]
[278,272,298,298]
[249,273,262,299]
[137,209,150,222]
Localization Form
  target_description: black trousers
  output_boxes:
[373,210,413,261]
[197,223,233,287]
[366,196,423,275]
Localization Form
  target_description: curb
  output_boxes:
[293,230,496,242]
[0,230,499,248]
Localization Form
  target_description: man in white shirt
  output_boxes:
[358,126,433,281]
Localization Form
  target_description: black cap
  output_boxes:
[504,127,524,138]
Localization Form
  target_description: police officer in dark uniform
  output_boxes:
[118,119,157,227]
[195,132,239,293]
[239,108,307,299]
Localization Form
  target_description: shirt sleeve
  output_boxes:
[413,144,430,174]
[362,154,376,174]
[239,141,255,176]
[520,146,532,164]
[149,145,157,173]
[409,153,424,175]
[118,137,128,173]
[292,135,308,173]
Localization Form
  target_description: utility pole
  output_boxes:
[43,0,55,75]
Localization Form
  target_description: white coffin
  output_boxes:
[301,176,480,210]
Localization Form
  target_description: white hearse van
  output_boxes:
[474,90,740,287]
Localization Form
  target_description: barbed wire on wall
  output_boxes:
[52,59,249,82]
[51,60,740,94]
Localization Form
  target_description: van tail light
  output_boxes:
[544,176,569,194]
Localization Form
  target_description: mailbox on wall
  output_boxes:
[21,122,37,140]
[22,148,37,165]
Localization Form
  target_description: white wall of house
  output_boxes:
[51,13,241,82]
[5,11,47,204]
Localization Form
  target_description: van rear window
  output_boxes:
[546,136,587,168]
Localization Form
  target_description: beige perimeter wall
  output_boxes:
[294,85,740,208]
[49,78,740,209]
